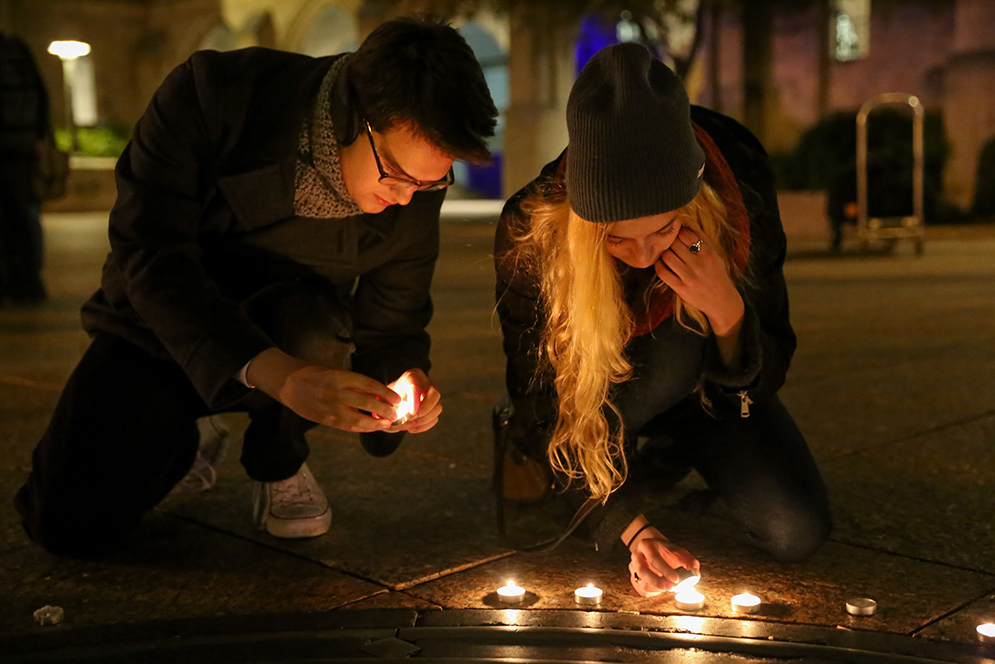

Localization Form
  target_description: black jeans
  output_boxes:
[635,396,832,562]
[15,283,350,557]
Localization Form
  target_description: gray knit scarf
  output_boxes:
[294,55,363,219]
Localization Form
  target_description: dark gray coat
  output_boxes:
[82,48,443,410]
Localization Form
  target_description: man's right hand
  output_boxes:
[245,347,400,432]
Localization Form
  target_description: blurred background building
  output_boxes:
[1,0,993,219]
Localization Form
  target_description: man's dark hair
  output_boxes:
[348,15,498,165]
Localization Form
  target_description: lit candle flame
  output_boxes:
[733,593,760,605]
[731,592,761,612]
[676,590,704,603]
[674,589,705,611]
[574,583,602,597]
[497,580,526,603]
[388,371,421,424]
[574,583,603,605]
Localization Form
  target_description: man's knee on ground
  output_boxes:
[15,484,136,558]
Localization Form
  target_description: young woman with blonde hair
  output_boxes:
[495,43,831,597]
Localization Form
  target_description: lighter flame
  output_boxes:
[388,371,420,423]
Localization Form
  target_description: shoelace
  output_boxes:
[270,476,316,504]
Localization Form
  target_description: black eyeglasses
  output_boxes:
[365,121,454,192]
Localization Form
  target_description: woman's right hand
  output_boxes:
[624,516,700,597]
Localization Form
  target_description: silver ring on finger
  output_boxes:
[689,239,703,255]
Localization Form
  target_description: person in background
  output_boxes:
[16,16,498,557]
[0,31,51,305]
[495,43,831,596]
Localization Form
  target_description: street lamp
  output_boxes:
[47,40,91,152]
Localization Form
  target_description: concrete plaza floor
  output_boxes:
[0,211,994,661]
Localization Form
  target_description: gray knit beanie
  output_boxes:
[566,43,705,223]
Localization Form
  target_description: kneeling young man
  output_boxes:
[16,17,497,556]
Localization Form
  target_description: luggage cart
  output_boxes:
[856,93,925,255]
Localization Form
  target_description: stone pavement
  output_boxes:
[0,212,993,660]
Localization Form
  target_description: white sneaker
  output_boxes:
[179,415,234,493]
[252,462,331,538]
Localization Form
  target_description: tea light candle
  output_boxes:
[977,623,995,644]
[674,590,705,611]
[731,592,761,613]
[497,580,526,604]
[845,597,878,616]
[574,583,603,606]
[672,567,701,594]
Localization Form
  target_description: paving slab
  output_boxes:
[919,592,995,646]
[160,414,565,590]
[404,507,995,640]
[822,413,995,574]
[2,212,995,656]
[0,509,385,637]
[781,349,995,459]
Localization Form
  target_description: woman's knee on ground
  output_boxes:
[747,497,832,562]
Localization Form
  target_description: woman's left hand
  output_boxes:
[384,369,442,434]
[654,227,745,336]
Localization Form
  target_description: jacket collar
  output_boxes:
[217,53,351,230]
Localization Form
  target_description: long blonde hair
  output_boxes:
[512,179,743,501]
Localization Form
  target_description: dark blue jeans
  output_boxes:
[635,395,832,562]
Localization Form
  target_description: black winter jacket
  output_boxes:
[81,48,443,410]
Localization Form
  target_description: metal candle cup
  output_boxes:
[731,593,762,613]
[574,583,603,606]
[496,580,525,605]
[845,598,878,616]
[674,590,705,611]
[976,623,995,644]
[672,567,701,594]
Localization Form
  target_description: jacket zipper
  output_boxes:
[738,391,753,418]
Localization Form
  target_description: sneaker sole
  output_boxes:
[262,507,332,539]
